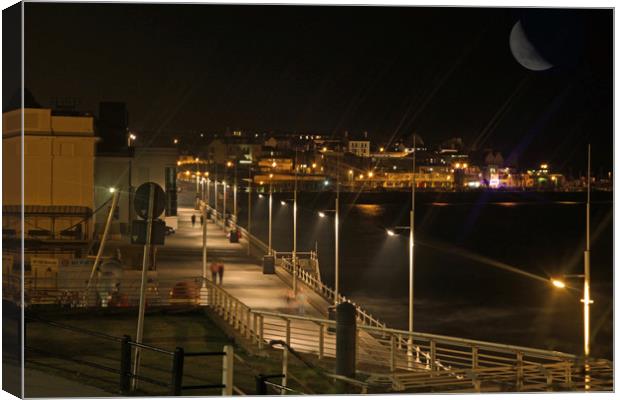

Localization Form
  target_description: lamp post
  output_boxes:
[223,180,227,227]
[318,208,338,305]
[268,174,273,255]
[247,166,252,256]
[214,179,219,221]
[408,143,416,356]
[293,150,298,293]
[195,158,200,195]
[127,133,136,147]
[547,147,593,380]
[584,144,592,359]
[335,157,340,307]
[227,160,238,223]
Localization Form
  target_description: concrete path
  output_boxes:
[2,362,114,398]
[157,207,325,318]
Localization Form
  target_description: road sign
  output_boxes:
[134,182,166,220]
[131,219,165,245]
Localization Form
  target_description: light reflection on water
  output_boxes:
[354,204,385,217]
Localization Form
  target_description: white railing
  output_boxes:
[3,271,206,308]
[278,256,386,329]
[9,269,612,392]
[201,278,612,392]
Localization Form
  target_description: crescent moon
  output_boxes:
[509,21,553,71]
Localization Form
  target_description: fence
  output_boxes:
[203,277,613,392]
[25,314,233,396]
[3,269,209,308]
[207,201,387,330]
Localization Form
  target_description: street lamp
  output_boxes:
[387,142,416,358]
[127,133,136,147]
[268,175,274,255]
[223,180,227,226]
[552,145,593,361]
[227,160,238,223]
[318,208,339,305]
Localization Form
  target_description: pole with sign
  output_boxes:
[131,182,165,390]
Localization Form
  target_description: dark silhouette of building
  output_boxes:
[96,101,128,154]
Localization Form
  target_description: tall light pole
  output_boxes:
[584,144,592,358]
[247,166,252,256]
[223,180,227,227]
[334,154,340,306]
[268,174,273,255]
[214,179,219,221]
[408,140,416,357]
[195,158,200,195]
[292,150,298,293]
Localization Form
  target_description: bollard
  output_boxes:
[255,374,268,395]
[120,335,132,395]
[170,347,185,396]
[336,302,356,380]
[222,345,234,396]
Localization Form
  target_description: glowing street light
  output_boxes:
[318,211,326,218]
[280,200,286,206]
[109,187,116,193]
[386,229,396,236]
[173,138,179,144]
[551,279,566,289]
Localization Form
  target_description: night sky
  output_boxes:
[22,3,613,172]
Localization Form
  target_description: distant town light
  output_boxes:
[541,163,549,170]
[322,147,327,152]
[380,147,384,152]
[368,172,374,178]
[258,193,264,198]
[359,174,364,179]
[269,174,273,179]
[462,163,468,168]
[227,161,233,167]
[272,161,277,168]
[348,169,353,175]
[185,170,190,176]
[324,180,329,186]
[312,163,317,168]
[177,161,181,166]
[174,138,179,144]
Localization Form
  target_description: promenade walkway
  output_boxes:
[159,207,328,319]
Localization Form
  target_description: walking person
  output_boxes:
[210,262,219,283]
[297,288,306,315]
[191,214,196,227]
[217,263,225,285]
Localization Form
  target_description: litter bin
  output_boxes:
[262,255,275,274]
[328,305,337,333]
[229,230,239,243]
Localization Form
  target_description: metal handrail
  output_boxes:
[200,276,599,391]
[279,256,386,329]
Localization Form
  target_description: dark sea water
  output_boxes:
[228,190,613,360]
